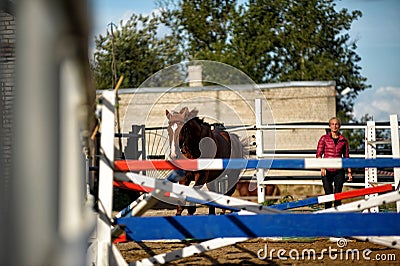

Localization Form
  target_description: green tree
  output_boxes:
[228,0,284,82]
[159,0,370,121]
[92,13,183,90]
[158,0,238,62]
[271,0,368,122]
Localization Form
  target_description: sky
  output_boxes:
[90,0,400,122]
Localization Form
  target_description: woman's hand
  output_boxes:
[347,171,353,182]
[321,168,326,177]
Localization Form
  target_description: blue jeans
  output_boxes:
[322,169,345,209]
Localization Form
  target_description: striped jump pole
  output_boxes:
[114,169,400,265]
[114,172,282,214]
[113,182,394,214]
[113,180,241,215]
[127,190,400,265]
[114,158,400,171]
[116,173,400,243]
[270,184,393,210]
[116,212,400,241]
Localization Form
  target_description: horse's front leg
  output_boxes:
[220,181,238,215]
[176,172,193,216]
[185,172,203,215]
[193,171,216,215]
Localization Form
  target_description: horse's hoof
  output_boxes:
[176,213,182,216]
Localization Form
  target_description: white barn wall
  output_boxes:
[103,81,336,152]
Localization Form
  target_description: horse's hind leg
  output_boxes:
[208,206,216,215]
[220,173,239,215]
[192,171,217,215]
[187,205,196,215]
[176,205,184,216]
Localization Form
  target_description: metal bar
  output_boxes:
[390,114,400,212]
[257,125,398,130]
[261,180,368,187]
[365,121,379,212]
[255,99,265,203]
[141,123,400,132]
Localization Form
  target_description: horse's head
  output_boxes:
[178,117,216,159]
[179,117,203,159]
[166,107,198,159]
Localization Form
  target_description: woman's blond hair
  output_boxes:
[329,117,341,127]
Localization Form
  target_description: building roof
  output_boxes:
[97,81,336,95]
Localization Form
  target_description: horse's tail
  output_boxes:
[221,133,248,196]
[229,133,249,159]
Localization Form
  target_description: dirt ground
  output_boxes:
[116,207,400,265]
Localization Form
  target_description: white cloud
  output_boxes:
[353,86,400,121]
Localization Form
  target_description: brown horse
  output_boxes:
[166,107,246,215]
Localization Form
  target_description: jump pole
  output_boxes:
[114,158,400,171]
[114,173,400,216]
[115,172,283,214]
[113,180,241,216]
[113,179,393,213]
[270,184,393,210]
[128,190,400,265]
[118,171,400,216]
[115,172,400,234]
[316,190,400,249]
[132,237,250,266]
[133,210,257,266]
[117,212,400,241]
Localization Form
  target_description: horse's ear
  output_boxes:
[187,109,199,120]
[166,109,171,119]
[180,107,189,115]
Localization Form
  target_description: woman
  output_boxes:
[316,117,352,208]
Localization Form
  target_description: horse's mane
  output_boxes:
[188,117,249,159]
[181,117,210,146]
[186,116,211,128]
